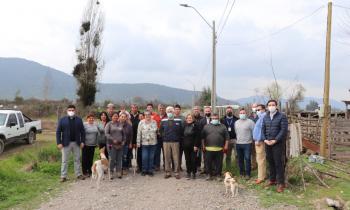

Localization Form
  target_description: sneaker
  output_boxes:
[60,177,67,182]
[205,175,212,181]
[186,173,191,180]
[76,175,85,180]
[175,174,181,179]
[277,184,285,193]
[245,175,251,181]
[141,172,146,176]
[164,174,171,179]
[148,172,154,177]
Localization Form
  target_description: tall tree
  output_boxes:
[73,0,104,107]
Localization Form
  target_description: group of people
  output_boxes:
[56,99,288,193]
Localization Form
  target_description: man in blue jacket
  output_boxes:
[160,106,184,179]
[253,104,267,184]
[261,100,288,193]
[56,105,86,182]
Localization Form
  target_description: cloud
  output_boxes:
[0,0,349,102]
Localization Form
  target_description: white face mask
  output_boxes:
[268,106,277,113]
[67,111,75,117]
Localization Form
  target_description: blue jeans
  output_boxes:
[142,145,156,173]
[236,143,252,176]
[154,137,163,168]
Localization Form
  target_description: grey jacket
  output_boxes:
[84,123,100,146]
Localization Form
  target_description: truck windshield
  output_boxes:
[0,114,7,126]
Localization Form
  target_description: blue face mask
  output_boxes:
[211,119,220,125]
[167,113,174,118]
[239,114,247,120]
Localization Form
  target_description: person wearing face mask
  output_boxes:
[234,108,255,180]
[261,100,288,193]
[220,106,239,169]
[253,104,267,184]
[201,113,229,181]
[56,105,86,182]
[160,106,184,179]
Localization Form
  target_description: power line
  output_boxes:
[217,0,230,31]
[218,0,236,39]
[219,5,325,46]
[334,4,350,10]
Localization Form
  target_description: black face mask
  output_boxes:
[227,112,233,117]
[205,113,211,117]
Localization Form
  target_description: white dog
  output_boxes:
[224,172,238,197]
[91,148,110,189]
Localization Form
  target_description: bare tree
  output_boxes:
[263,82,283,102]
[73,0,104,107]
[287,83,306,113]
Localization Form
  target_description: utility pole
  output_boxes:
[180,4,217,113]
[320,0,333,157]
[211,21,217,113]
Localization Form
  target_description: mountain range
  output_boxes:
[0,57,345,109]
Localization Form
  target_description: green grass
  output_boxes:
[225,156,350,209]
[0,135,75,209]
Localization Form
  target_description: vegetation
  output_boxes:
[0,134,71,209]
[196,86,211,107]
[306,100,319,111]
[225,155,350,209]
[73,0,104,107]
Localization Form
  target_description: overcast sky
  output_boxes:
[1,0,350,101]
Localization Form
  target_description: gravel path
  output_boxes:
[38,171,266,210]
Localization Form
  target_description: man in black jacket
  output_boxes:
[220,106,238,168]
[262,100,288,193]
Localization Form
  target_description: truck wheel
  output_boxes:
[27,130,36,144]
[0,138,4,155]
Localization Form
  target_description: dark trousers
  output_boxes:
[82,145,96,175]
[205,150,223,176]
[179,142,184,169]
[184,147,198,174]
[265,141,285,184]
[154,137,163,169]
[137,147,142,170]
[236,143,252,176]
[122,144,130,169]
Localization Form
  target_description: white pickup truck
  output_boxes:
[0,110,42,154]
